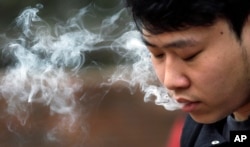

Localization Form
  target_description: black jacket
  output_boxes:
[181,115,229,147]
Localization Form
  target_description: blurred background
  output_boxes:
[0,0,185,147]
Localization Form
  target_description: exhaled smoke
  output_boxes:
[109,30,181,110]
[0,2,181,145]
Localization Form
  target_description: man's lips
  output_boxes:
[176,98,201,112]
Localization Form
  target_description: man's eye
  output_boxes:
[183,51,201,61]
[184,54,197,61]
[153,53,165,59]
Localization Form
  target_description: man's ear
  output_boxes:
[241,15,250,55]
[242,15,250,34]
[246,15,250,25]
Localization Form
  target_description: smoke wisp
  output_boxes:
[0,2,181,146]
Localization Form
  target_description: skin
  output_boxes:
[142,19,250,124]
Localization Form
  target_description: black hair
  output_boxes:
[126,0,250,38]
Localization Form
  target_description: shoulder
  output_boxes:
[181,115,229,147]
[181,115,203,147]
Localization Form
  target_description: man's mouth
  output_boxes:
[176,98,201,112]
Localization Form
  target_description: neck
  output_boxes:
[233,102,250,121]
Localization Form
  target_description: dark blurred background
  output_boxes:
[0,0,185,147]
[0,0,125,32]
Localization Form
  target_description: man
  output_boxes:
[125,0,250,146]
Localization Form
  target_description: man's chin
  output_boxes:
[189,113,226,124]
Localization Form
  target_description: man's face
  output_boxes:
[142,20,250,123]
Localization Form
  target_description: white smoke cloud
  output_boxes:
[109,30,181,111]
[0,2,181,145]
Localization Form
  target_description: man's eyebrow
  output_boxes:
[142,37,198,49]
[141,37,157,47]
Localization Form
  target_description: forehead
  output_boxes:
[142,29,202,49]
[141,20,229,47]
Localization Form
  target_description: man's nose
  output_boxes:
[163,60,190,91]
